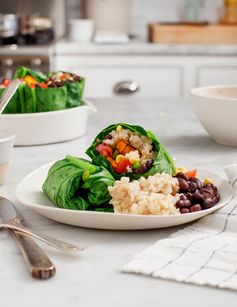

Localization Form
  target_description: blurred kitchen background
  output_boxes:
[0,0,237,98]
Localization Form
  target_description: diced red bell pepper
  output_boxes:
[96,143,113,157]
[29,83,36,88]
[116,158,132,174]
[2,79,11,87]
[39,82,48,88]
[185,169,197,179]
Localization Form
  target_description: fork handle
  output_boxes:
[10,230,56,279]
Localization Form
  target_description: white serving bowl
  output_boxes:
[0,100,97,146]
[190,85,237,146]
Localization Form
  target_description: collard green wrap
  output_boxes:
[1,66,85,114]
[65,78,85,108]
[42,155,114,211]
[86,123,176,180]
[14,66,68,113]
[35,87,67,112]
[47,71,85,108]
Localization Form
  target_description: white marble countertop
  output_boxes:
[0,44,53,56]
[1,40,237,56]
[1,98,237,307]
[53,39,237,56]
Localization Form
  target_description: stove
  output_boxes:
[0,43,51,79]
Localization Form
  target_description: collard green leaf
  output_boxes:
[86,123,176,179]
[65,78,85,108]
[23,85,37,113]
[14,66,47,82]
[36,87,67,112]
[42,156,114,211]
[0,87,21,114]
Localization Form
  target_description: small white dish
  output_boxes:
[191,85,237,146]
[16,163,233,230]
[0,130,15,184]
[0,100,97,146]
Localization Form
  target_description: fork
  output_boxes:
[0,222,86,254]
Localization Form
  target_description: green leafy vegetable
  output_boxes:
[2,67,85,114]
[65,78,85,108]
[36,87,67,112]
[0,87,20,114]
[0,82,26,114]
[86,123,176,179]
[42,156,115,211]
[23,85,37,113]
[14,66,47,82]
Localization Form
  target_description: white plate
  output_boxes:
[0,100,97,146]
[16,163,233,230]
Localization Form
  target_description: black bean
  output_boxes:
[192,191,205,203]
[183,200,192,208]
[133,165,146,174]
[177,199,192,208]
[180,208,190,214]
[186,192,193,201]
[74,76,81,81]
[191,177,203,189]
[190,204,202,212]
[104,134,112,140]
[180,194,187,200]
[178,178,189,191]
[203,183,214,189]
[215,193,220,202]
[146,159,154,170]
[189,181,197,192]
[55,81,64,87]
[202,198,215,209]
[176,172,189,181]
[202,187,214,196]
[213,187,218,193]
[212,196,218,204]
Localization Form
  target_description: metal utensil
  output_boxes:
[0,196,55,279]
[0,222,86,254]
[0,79,19,114]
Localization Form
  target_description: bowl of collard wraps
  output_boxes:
[14,66,85,112]
[0,66,85,114]
[0,67,94,145]
[86,123,176,180]
[42,155,115,212]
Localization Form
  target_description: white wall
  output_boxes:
[67,0,224,39]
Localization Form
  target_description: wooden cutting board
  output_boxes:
[148,23,237,44]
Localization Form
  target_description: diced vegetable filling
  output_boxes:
[96,126,156,175]
[45,72,81,88]
[19,72,82,89]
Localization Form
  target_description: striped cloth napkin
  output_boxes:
[122,165,237,290]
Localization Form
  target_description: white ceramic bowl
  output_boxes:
[191,85,237,146]
[0,100,97,146]
[0,130,15,184]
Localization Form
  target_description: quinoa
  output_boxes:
[103,128,155,162]
[108,173,180,215]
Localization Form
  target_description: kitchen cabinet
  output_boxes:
[53,51,237,98]
[53,55,182,98]
[197,66,237,87]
